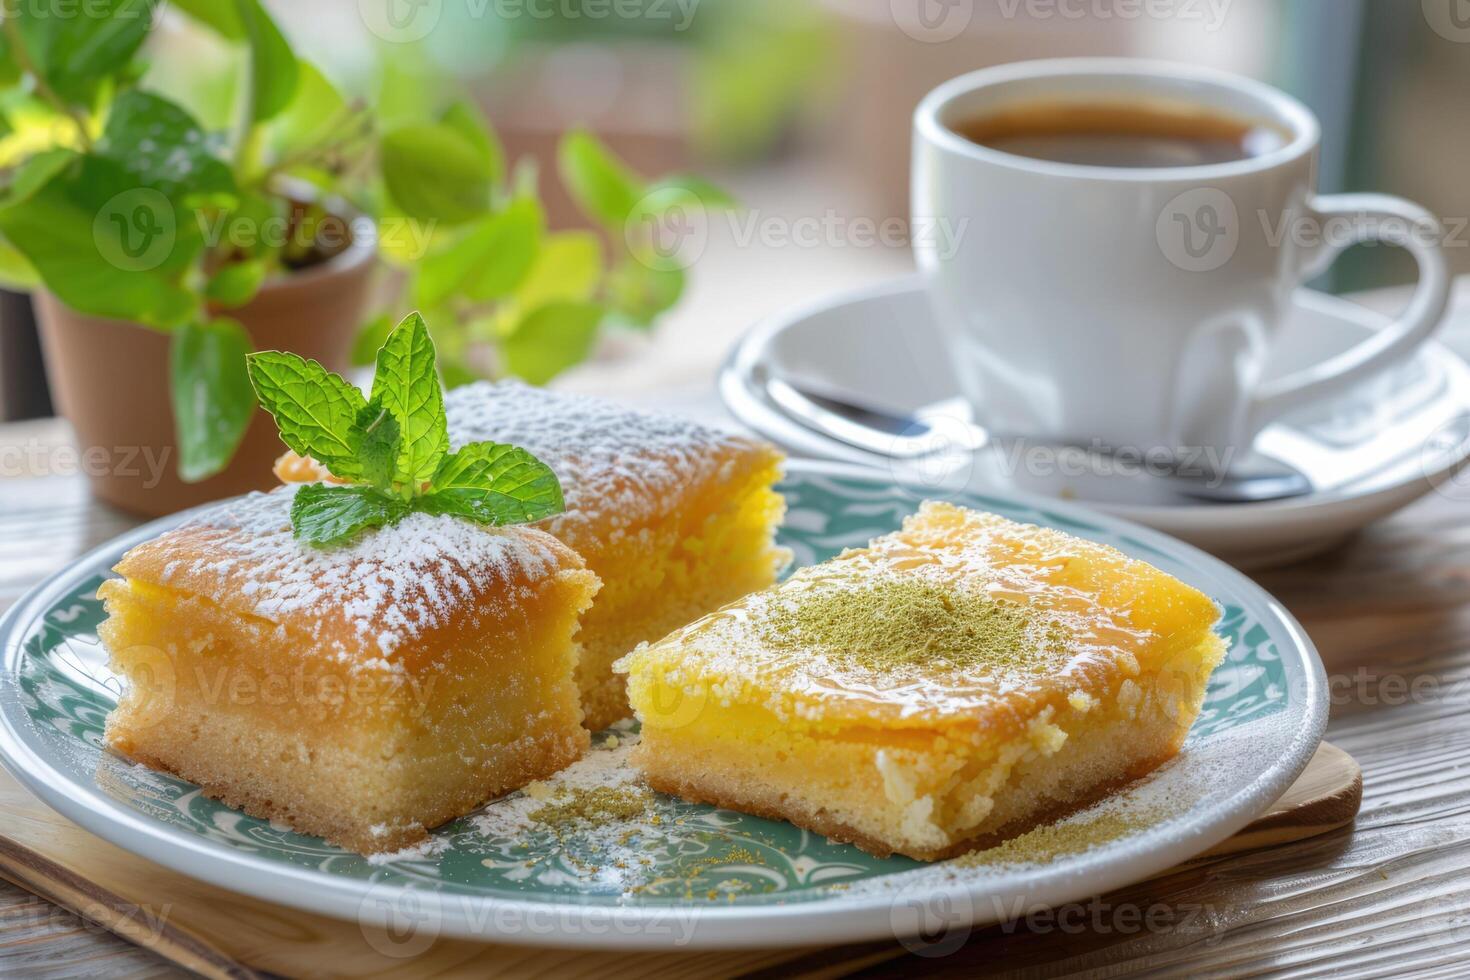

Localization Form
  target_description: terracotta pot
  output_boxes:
[34,236,376,517]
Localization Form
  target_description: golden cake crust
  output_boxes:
[441,381,783,559]
[114,484,588,672]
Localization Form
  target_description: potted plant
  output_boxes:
[366,112,738,386]
[0,1,737,516]
[0,0,380,515]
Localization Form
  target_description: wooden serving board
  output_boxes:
[0,742,1361,979]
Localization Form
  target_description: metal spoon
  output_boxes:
[763,374,1313,503]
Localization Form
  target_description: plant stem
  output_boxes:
[248,104,373,191]
[2,17,93,151]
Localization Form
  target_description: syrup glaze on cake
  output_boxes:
[619,501,1225,861]
[101,485,600,853]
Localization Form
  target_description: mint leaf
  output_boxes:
[170,318,255,482]
[558,130,642,230]
[381,122,495,224]
[349,396,400,491]
[500,301,604,385]
[422,442,564,525]
[246,350,367,477]
[370,312,448,486]
[291,484,410,546]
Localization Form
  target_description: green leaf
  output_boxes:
[206,187,282,262]
[11,0,154,106]
[607,260,684,327]
[169,0,247,39]
[290,483,410,546]
[500,301,604,385]
[170,317,255,482]
[237,0,299,122]
[558,129,643,231]
[413,197,542,308]
[370,312,448,486]
[266,61,344,159]
[381,122,494,224]
[0,29,22,87]
[205,258,267,308]
[440,99,503,187]
[349,395,400,491]
[423,442,564,526]
[439,354,479,390]
[0,153,200,327]
[0,237,38,290]
[98,91,236,200]
[4,149,77,205]
[510,231,602,311]
[350,312,393,367]
[638,175,738,212]
[245,350,367,476]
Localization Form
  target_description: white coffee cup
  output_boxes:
[912,58,1450,463]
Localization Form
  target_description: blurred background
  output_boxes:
[3,0,1468,417]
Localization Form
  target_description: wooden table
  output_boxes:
[6,258,1470,975]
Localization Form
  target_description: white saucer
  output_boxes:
[721,278,1470,568]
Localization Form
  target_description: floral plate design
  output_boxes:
[0,461,1325,949]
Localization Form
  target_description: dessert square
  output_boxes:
[618,501,1226,861]
[99,485,600,854]
[278,381,790,730]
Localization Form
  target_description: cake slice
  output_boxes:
[100,486,600,854]
[278,381,790,730]
[618,501,1225,861]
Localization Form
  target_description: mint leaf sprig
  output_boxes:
[246,312,564,546]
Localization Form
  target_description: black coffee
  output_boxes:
[954,99,1287,168]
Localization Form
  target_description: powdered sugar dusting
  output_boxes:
[138,485,570,661]
[445,382,767,552]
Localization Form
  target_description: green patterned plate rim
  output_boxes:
[0,460,1326,949]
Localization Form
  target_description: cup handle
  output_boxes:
[1245,193,1451,435]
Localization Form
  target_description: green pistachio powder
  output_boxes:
[523,581,1176,877]
[760,577,1072,674]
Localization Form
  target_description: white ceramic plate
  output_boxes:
[721,279,1470,568]
[0,462,1326,949]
